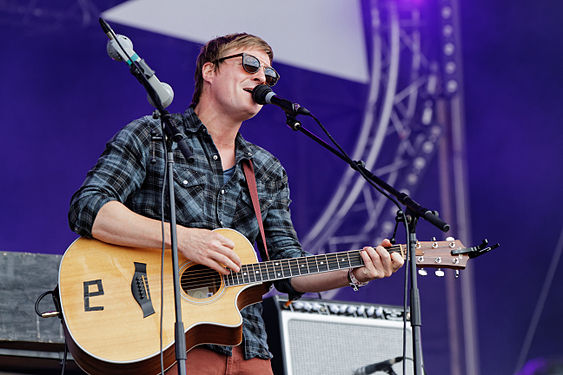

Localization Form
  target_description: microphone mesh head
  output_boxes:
[106,35,132,62]
[251,84,272,105]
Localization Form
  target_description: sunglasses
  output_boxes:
[216,53,280,87]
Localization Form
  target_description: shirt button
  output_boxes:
[213,154,218,160]
[182,180,188,185]
[221,189,225,195]
[247,152,252,157]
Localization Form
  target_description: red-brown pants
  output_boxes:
[166,345,274,375]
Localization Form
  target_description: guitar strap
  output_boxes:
[241,159,270,261]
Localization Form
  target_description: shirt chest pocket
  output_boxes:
[171,166,209,226]
[234,180,276,225]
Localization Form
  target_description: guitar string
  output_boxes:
[150,247,404,291]
[177,251,367,282]
[176,247,405,290]
[167,243,456,290]
[177,260,365,290]
[174,251,407,291]
[165,242,442,289]
[178,262,361,289]
[175,247,402,281]
[178,256,368,290]
[176,246,403,280]
[156,243,453,291]
[179,262,363,289]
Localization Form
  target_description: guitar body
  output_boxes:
[59,226,471,375]
[58,228,267,375]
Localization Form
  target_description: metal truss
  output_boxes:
[303,0,443,256]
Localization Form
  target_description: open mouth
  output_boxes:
[243,88,253,93]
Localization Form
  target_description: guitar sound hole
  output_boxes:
[181,265,221,299]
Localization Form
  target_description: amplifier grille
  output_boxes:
[264,296,414,375]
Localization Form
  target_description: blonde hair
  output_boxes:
[191,33,274,106]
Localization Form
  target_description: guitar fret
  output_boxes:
[240,265,250,284]
[267,261,274,280]
[236,267,242,285]
[255,263,262,282]
[248,264,256,283]
[270,261,276,279]
[289,258,299,276]
[262,261,269,281]
[273,261,284,279]
[297,258,308,275]
[338,253,350,269]
[281,259,291,278]
[350,250,363,267]
[269,261,276,280]
[307,256,320,274]
[326,254,338,270]
[259,262,267,282]
[223,245,401,288]
[345,252,353,269]
[317,254,329,272]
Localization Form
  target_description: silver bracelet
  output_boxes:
[348,269,369,291]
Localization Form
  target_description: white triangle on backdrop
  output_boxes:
[102,0,369,83]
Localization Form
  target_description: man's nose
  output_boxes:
[252,67,267,84]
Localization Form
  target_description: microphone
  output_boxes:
[99,18,174,109]
[353,357,403,375]
[251,85,310,115]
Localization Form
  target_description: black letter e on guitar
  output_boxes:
[83,279,104,312]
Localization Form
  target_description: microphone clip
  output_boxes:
[285,111,302,131]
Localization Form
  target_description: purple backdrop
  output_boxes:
[1,1,562,374]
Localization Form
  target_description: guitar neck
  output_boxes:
[223,246,403,287]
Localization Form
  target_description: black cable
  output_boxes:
[309,113,350,162]
[159,129,168,375]
[402,214,410,375]
[304,113,412,375]
[60,339,68,375]
[35,289,68,374]
[102,20,135,64]
[103,19,176,373]
[308,114,401,208]
[34,290,53,317]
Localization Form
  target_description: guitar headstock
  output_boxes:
[412,239,468,276]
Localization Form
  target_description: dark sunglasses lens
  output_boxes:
[241,54,279,86]
[242,55,260,73]
[264,68,279,86]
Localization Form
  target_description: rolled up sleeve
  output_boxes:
[68,117,152,237]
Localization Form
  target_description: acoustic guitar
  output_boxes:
[58,228,469,374]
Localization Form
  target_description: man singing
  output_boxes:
[69,32,404,374]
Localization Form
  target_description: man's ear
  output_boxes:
[201,61,216,84]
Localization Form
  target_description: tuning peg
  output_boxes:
[418,268,428,276]
[434,268,445,277]
[454,270,460,279]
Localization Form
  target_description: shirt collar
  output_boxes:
[182,107,207,134]
[235,133,254,163]
[183,107,254,162]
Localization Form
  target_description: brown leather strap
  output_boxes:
[242,159,270,261]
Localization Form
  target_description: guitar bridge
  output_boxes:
[131,262,155,318]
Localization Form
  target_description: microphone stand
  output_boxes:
[284,111,449,375]
[127,50,192,375]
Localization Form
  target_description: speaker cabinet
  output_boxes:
[263,296,413,375]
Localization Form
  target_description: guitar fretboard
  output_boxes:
[223,246,401,287]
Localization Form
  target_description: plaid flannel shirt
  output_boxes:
[68,107,306,359]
